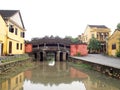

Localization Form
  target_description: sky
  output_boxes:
[0,0,120,40]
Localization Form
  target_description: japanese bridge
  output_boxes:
[30,36,72,61]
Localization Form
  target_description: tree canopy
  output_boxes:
[64,36,80,43]
[88,37,101,53]
[117,23,120,29]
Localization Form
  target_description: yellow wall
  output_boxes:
[108,30,120,56]
[6,21,25,54]
[84,26,111,44]
[0,80,8,90]
[0,15,7,55]
[84,26,91,43]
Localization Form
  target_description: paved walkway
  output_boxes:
[71,54,120,69]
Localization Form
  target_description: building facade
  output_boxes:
[107,29,120,56]
[0,15,7,56]
[0,10,25,55]
[80,25,111,53]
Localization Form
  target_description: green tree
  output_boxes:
[118,38,120,51]
[115,23,120,57]
[71,37,79,43]
[88,37,101,53]
[116,38,120,57]
[64,36,80,43]
[117,23,120,29]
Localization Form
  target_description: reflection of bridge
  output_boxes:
[31,37,71,61]
[25,62,88,85]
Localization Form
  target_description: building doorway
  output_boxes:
[0,43,3,56]
[9,41,12,54]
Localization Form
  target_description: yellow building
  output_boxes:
[0,80,8,90]
[108,29,120,56]
[0,10,25,55]
[81,25,111,52]
[0,15,7,56]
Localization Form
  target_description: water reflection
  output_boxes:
[24,61,87,90]
[83,71,120,90]
[23,61,120,90]
[24,62,87,85]
[48,58,55,66]
[70,67,88,79]
[23,80,86,90]
[0,72,24,90]
[1,61,120,90]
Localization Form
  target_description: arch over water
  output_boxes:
[31,36,71,61]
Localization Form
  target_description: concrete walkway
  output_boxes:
[71,54,120,69]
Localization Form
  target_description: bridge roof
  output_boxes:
[31,37,72,46]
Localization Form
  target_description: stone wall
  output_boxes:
[68,57,120,79]
[0,58,30,74]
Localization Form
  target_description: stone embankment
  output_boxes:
[0,54,31,74]
[68,54,120,79]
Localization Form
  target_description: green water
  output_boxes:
[0,61,120,90]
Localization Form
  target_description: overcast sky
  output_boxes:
[0,0,120,40]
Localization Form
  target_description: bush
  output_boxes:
[116,50,120,57]
[76,52,81,56]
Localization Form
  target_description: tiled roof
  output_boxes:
[0,10,18,18]
[88,25,108,28]
[0,10,25,29]
[31,37,72,45]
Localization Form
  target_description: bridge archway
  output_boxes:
[60,52,63,61]
[66,52,69,60]
[46,51,56,61]
[40,52,43,61]
[34,53,37,60]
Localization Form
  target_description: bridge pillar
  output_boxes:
[56,51,60,61]
[37,52,40,61]
[43,50,46,60]
[66,52,69,60]
[63,52,66,61]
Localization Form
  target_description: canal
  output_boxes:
[0,60,120,90]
